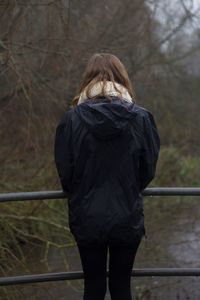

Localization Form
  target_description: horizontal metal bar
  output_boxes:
[0,188,200,203]
[144,187,200,196]
[0,191,67,203]
[1,268,200,286]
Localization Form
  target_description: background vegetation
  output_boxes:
[0,0,200,299]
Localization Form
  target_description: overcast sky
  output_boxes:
[153,0,200,28]
[193,0,200,9]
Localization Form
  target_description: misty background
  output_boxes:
[0,0,200,299]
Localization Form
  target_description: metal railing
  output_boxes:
[1,188,200,203]
[0,187,200,286]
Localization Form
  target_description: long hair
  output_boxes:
[71,53,136,107]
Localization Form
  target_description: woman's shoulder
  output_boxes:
[133,103,154,120]
[56,107,74,129]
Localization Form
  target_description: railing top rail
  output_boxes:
[0,188,200,202]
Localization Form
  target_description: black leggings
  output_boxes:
[77,238,141,300]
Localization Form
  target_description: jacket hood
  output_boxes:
[75,97,137,140]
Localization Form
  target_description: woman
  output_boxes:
[54,53,160,300]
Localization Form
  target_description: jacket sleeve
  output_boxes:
[139,110,160,191]
[54,111,74,194]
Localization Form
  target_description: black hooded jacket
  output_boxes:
[54,97,160,247]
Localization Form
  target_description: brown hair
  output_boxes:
[71,53,135,107]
